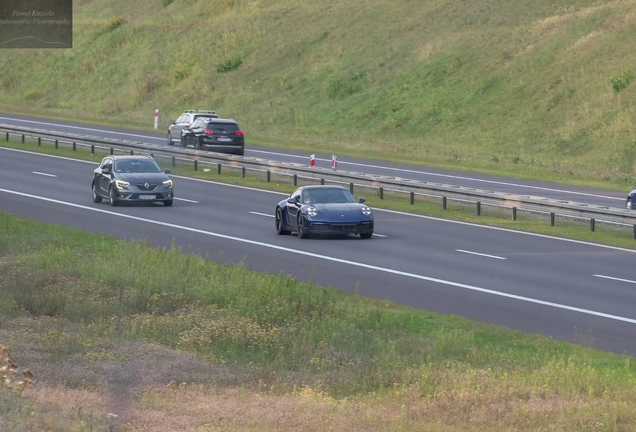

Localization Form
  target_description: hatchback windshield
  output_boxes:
[114,159,162,173]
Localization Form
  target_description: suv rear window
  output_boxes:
[206,122,239,132]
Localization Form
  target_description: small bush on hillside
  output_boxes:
[610,69,633,93]
[173,62,193,81]
[162,0,174,6]
[102,16,126,33]
[24,90,39,100]
[328,72,365,99]
[216,56,243,73]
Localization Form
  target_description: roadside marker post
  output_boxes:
[154,109,159,130]
[310,154,316,168]
[331,155,337,170]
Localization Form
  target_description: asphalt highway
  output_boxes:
[2,146,636,356]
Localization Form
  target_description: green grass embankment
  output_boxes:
[1,211,636,431]
[1,0,636,187]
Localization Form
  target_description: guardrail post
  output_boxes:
[194,160,198,171]
[21,134,24,143]
[38,137,41,146]
[512,207,517,221]
[267,171,271,182]
[55,139,58,149]
[91,145,94,155]
[590,218,595,232]
[241,167,245,178]
[172,156,175,167]
[634,225,636,239]
[72,142,76,151]
[550,212,555,226]
[443,196,447,210]
[379,187,383,199]
[5,132,8,141]
[349,183,353,194]
[293,174,297,186]
[410,191,414,205]
[320,178,325,185]
[477,202,481,215]
[130,150,134,155]
[110,148,114,155]
[217,163,221,174]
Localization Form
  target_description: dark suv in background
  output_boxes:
[167,110,219,145]
[180,117,244,155]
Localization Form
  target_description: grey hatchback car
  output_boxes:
[92,155,174,206]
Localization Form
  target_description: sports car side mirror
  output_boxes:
[358,197,366,203]
[287,198,298,205]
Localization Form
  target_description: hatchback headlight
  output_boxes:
[115,179,130,189]
[361,205,372,216]
[163,179,173,188]
[306,206,318,217]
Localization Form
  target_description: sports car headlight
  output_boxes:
[361,205,372,216]
[115,179,130,189]
[306,206,318,217]
[162,179,173,188]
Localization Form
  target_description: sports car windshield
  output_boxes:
[303,188,356,204]
[114,160,162,173]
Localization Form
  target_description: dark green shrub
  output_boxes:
[216,56,243,73]
[610,69,633,93]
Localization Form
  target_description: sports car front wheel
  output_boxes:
[297,214,308,239]
[359,232,373,239]
[276,208,291,235]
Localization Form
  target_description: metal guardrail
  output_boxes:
[2,123,636,232]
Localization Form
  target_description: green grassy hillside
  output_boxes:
[1,0,636,184]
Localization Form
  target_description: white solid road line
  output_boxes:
[250,211,274,217]
[32,172,57,177]
[456,249,506,260]
[2,187,636,326]
[0,116,159,141]
[594,274,636,285]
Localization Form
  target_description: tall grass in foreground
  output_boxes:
[1,211,636,430]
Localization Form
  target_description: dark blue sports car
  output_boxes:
[627,187,636,209]
[275,185,374,239]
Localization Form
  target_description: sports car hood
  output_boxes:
[310,203,370,220]
[116,173,168,183]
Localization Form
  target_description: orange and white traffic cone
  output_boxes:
[310,154,316,168]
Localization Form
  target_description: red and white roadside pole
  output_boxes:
[154,109,159,130]
[309,154,316,168]
[331,155,337,170]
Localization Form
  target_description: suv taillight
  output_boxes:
[236,131,244,135]
[203,129,213,134]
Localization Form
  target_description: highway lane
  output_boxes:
[2,147,636,356]
[0,112,627,208]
